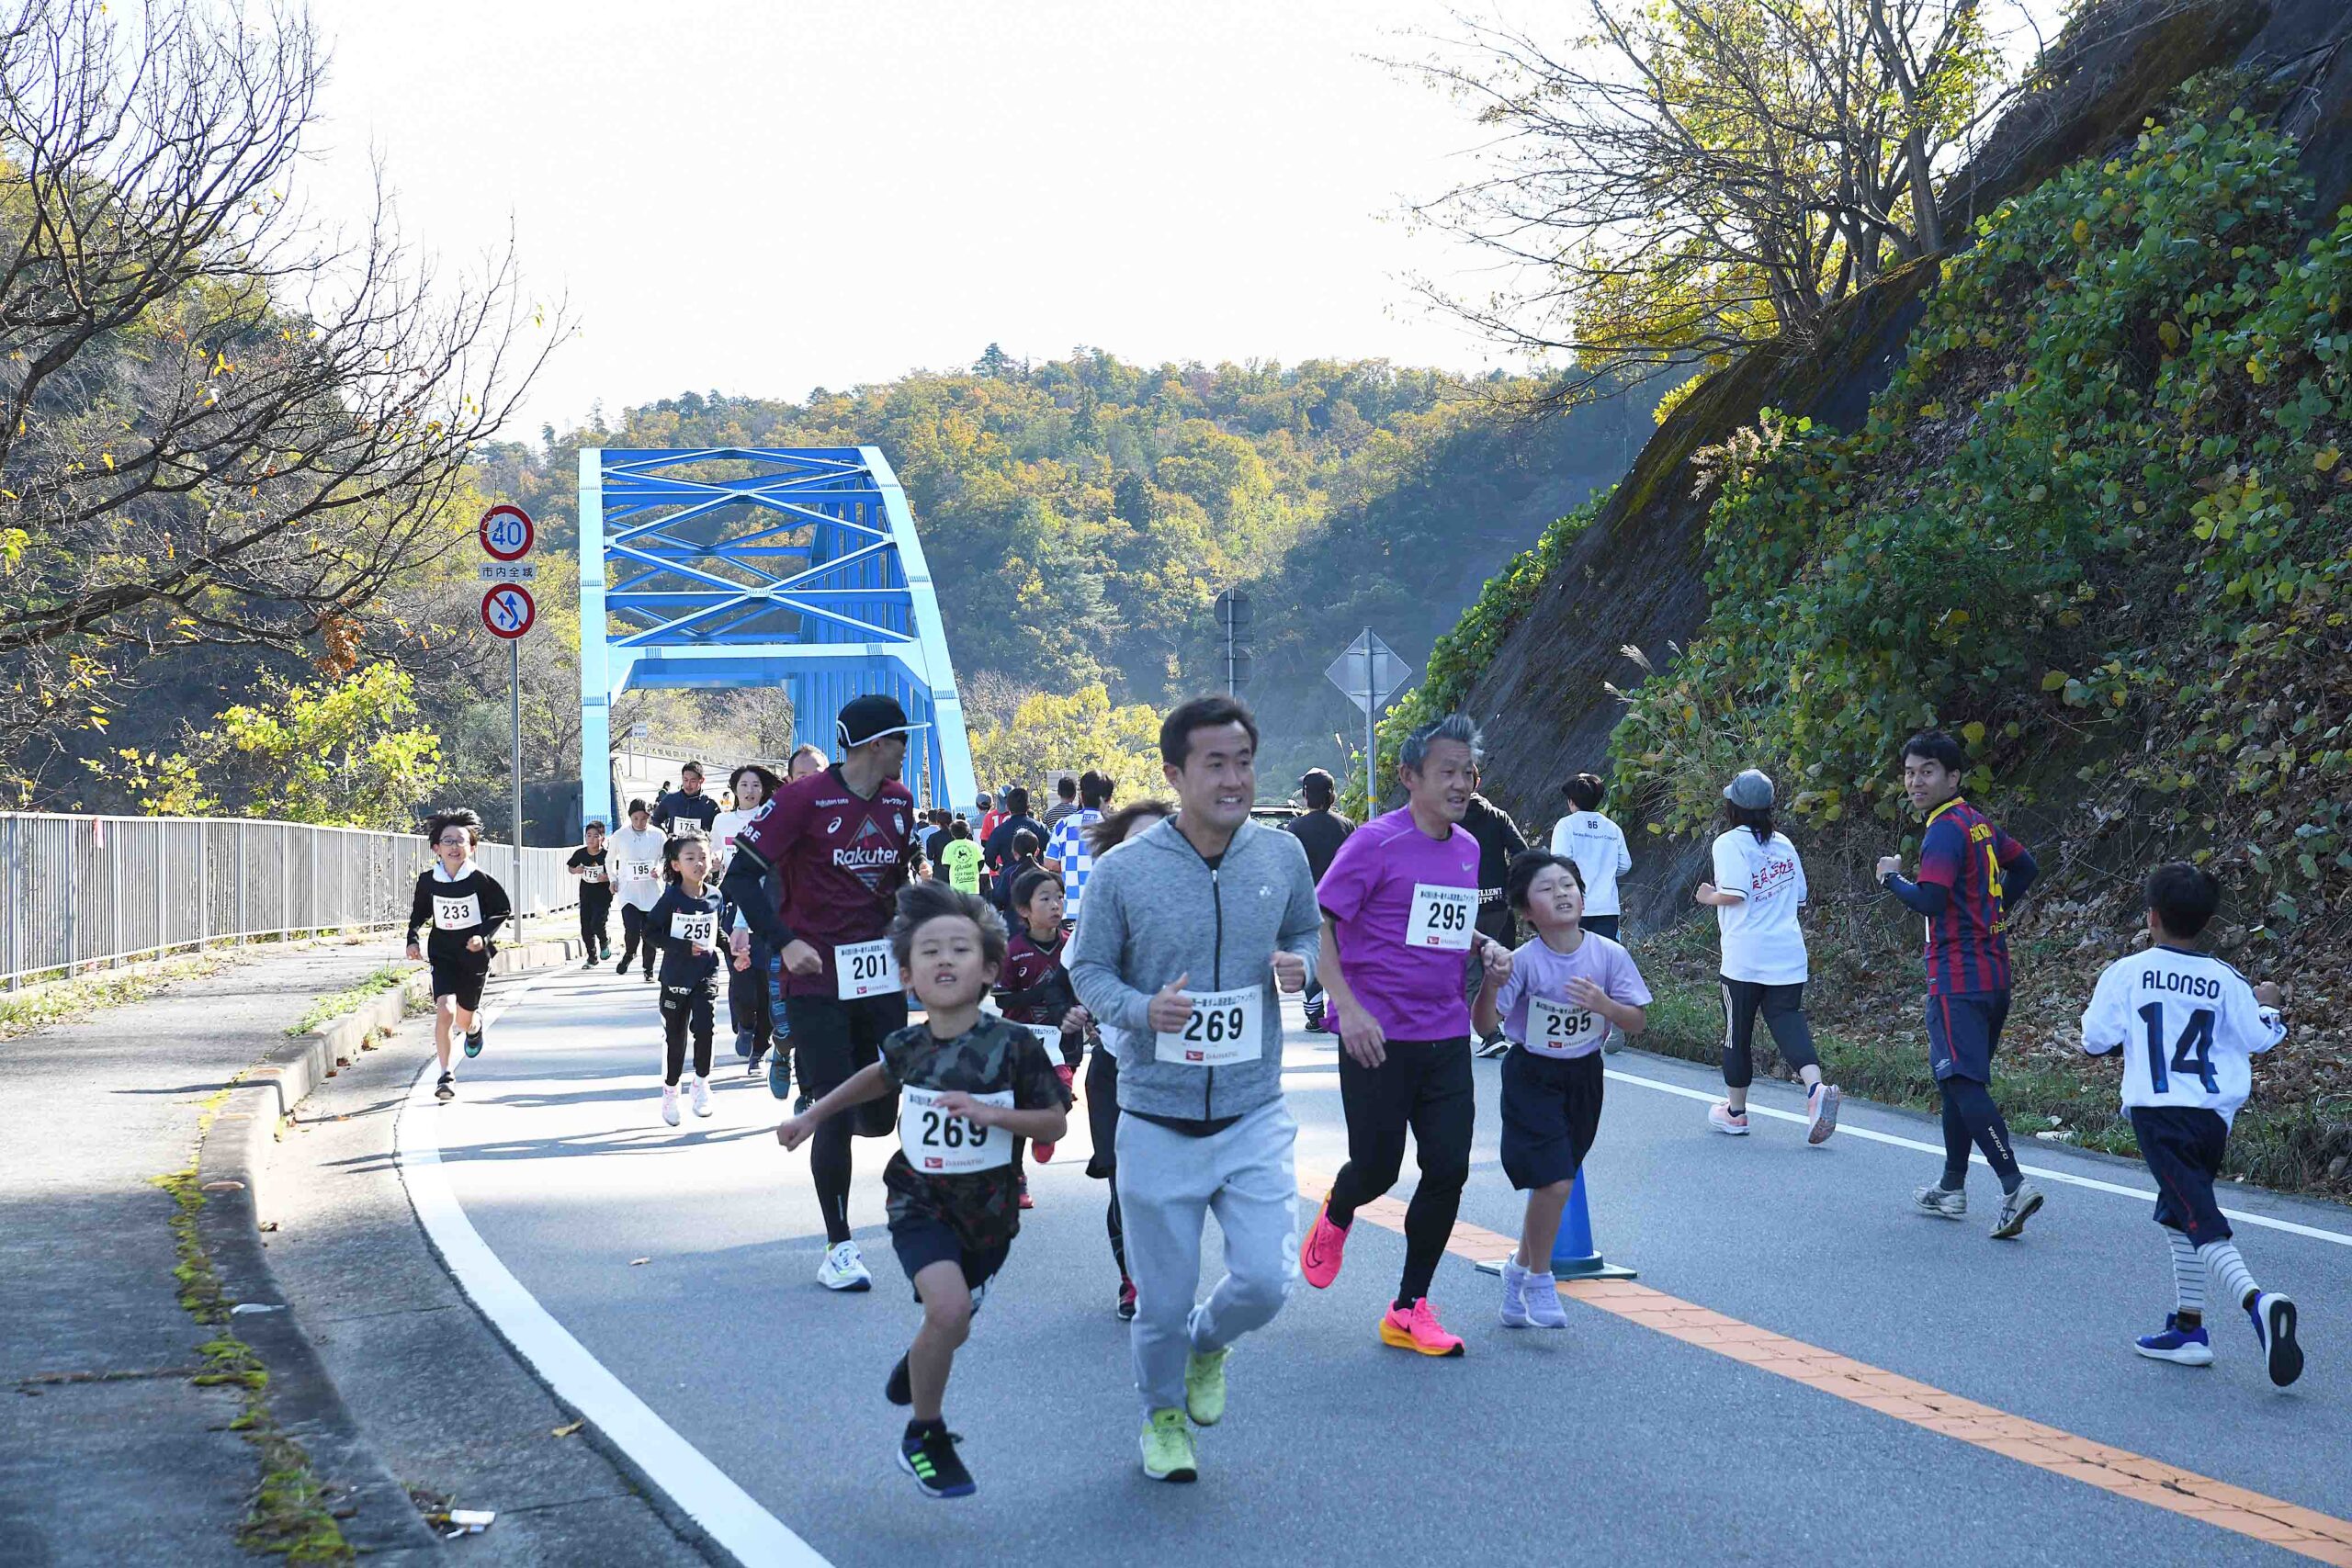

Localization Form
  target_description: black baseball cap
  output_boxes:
[836,693,927,750]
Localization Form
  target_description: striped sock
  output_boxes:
[2197,1239,2258,1312]
[2167,1231,2206,1323]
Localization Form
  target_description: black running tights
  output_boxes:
[1326,1038,1475,1307]
[661,986,714,1085]
[1939,1077,2020,1190]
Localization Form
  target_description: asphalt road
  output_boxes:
[402,963,2352,1567]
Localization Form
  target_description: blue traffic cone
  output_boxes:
[1478,1166,1637,1281]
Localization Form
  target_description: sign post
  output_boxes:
[1324,628,1415,809]
[1214,589,1253,696]
[480,506,537,891]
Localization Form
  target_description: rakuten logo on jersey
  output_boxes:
[833,846,901,870]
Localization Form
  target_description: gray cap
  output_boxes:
[1724,769,1775,810]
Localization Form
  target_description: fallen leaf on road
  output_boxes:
[552,1421,583,1438]
[628,1258,650,1266]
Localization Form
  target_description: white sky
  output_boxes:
[300,1,1516,441]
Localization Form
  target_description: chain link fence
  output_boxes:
[0,814,581,988]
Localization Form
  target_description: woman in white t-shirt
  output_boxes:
[1693,769,1839,1144]
[1548,773,1633,941]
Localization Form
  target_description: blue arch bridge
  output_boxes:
[576,446,978,828]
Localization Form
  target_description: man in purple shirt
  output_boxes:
[1298,713,1512,1358]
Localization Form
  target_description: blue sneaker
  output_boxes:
[767,1047,793,1101]
[733,1028,754,1060]
[2247,1292,2303,1388]
[2133,1314,2212,1367]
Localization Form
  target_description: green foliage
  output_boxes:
[967,683,1166,803]
[1612,107,2352,931]
[285,964,416,1037]
[1351,490,1610,813]
[90,664,445,829]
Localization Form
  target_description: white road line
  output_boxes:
[397,968,829,1568]
[1602,1063,2352,1248]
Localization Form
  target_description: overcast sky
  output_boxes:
[301,0,1519,440]
[301,1,2064,443]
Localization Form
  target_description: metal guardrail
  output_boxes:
[0,813,581,988]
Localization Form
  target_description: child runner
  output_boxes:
[1548,773,1632,942]
[404,808,512,1103]
[938,819,983,897]
[989,828,1046,920]
[2080,863,2300,1385]
[648,831,731,1125]
[763,746,832,1100]
[609,799,667,985]
[1473,851,1650,1328]
[713,764,783,1072]
[1694,770,1840,1143]
[1876,730,2044,1237]
[1069,799,1174,1321]
[567,820,614,968]
[996,867,1087,1209]
[776,881,1067,1498]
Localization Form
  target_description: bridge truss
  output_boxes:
[576,446,977,827]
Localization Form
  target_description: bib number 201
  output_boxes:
[836,941,899,1000]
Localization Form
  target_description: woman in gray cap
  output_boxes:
[1693,768,1839,1143]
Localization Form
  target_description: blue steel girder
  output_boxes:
[576,446,977,829]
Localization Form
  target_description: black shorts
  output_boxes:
[1499,1048,1604,1190]
[2132,1105,2233,1245]
[785,991,907,1138]
[1926,990,2009,1083]
[890,1216,1011,1298]
[1583,915,1620,941]
[1084,1043,1120,1179]
[429,961,488,1010]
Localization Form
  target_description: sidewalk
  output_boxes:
[0,942,393,1567]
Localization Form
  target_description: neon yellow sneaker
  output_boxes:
[1139,1407,1198,1483]
[1184,1345,1230,1427]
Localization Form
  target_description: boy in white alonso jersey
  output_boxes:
[2081,862,2298,1386]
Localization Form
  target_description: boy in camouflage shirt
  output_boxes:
[778,881,1067,1499]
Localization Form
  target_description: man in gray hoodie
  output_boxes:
[1070,694,1320,1485]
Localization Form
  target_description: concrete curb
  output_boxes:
[193,935,585,1558]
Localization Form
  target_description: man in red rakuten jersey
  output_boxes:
[727,694,923,1293]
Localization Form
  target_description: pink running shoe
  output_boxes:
[1379,1298,1465,1357]
[1708,1102,1750,1135]
[1300,1197,1349,1290]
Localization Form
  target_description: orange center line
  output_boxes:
[1309,1179,2352,1566]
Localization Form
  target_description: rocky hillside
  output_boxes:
[1443,0,2352,1197]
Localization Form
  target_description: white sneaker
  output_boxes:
[1523,1270,1568,1329]
[1806,1083,1842,1145]
[690,1076,713,1118]
[818,1239,872,1292]
[661,1084,680,1126]
[1499,1258,1532,1328]
[1708,1102,1750,1135]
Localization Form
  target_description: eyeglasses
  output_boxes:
[435,835,469,847]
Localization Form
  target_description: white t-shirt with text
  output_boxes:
[2080,945,2285,1125]
[1548,810,1633,917]
[1709,828,1809,985]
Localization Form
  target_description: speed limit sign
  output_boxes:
[480,504,535,561]
[481,584,536,639]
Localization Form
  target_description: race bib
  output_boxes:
[1405,883,1476,951]
[899,1085,1014,1174]
[1524,995,1603,1058]
[432,893,481,931]
[1018,1021,1061,1059]
[670,909,717,947]
[582,866,607,883]
[835,940,900,999]
[1155,985,1263,1066]
[628,860,660,883]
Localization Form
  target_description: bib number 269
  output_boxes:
[1154,986,1261,1067]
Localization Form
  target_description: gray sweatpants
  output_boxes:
[1116,1096,1300,1418]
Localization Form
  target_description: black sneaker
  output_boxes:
[464,1028,484,1058]
[434,1072,455,1102]
[615,958,630,976]
[1117,1278,1138,1322]
[794,1092,813,1116]
[2249,1292,2303,1388]
[886,1354,911,1406]
[584,954,600,969]
[898,1427,975,1498]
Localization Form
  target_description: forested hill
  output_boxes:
[491,353,1659,784]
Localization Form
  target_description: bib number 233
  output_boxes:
[1405,884,1476,951]
[835,940,899,1000]
[899,1086,1012,1174]
[432,894,481,931]
[1155,986,1261,1066]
